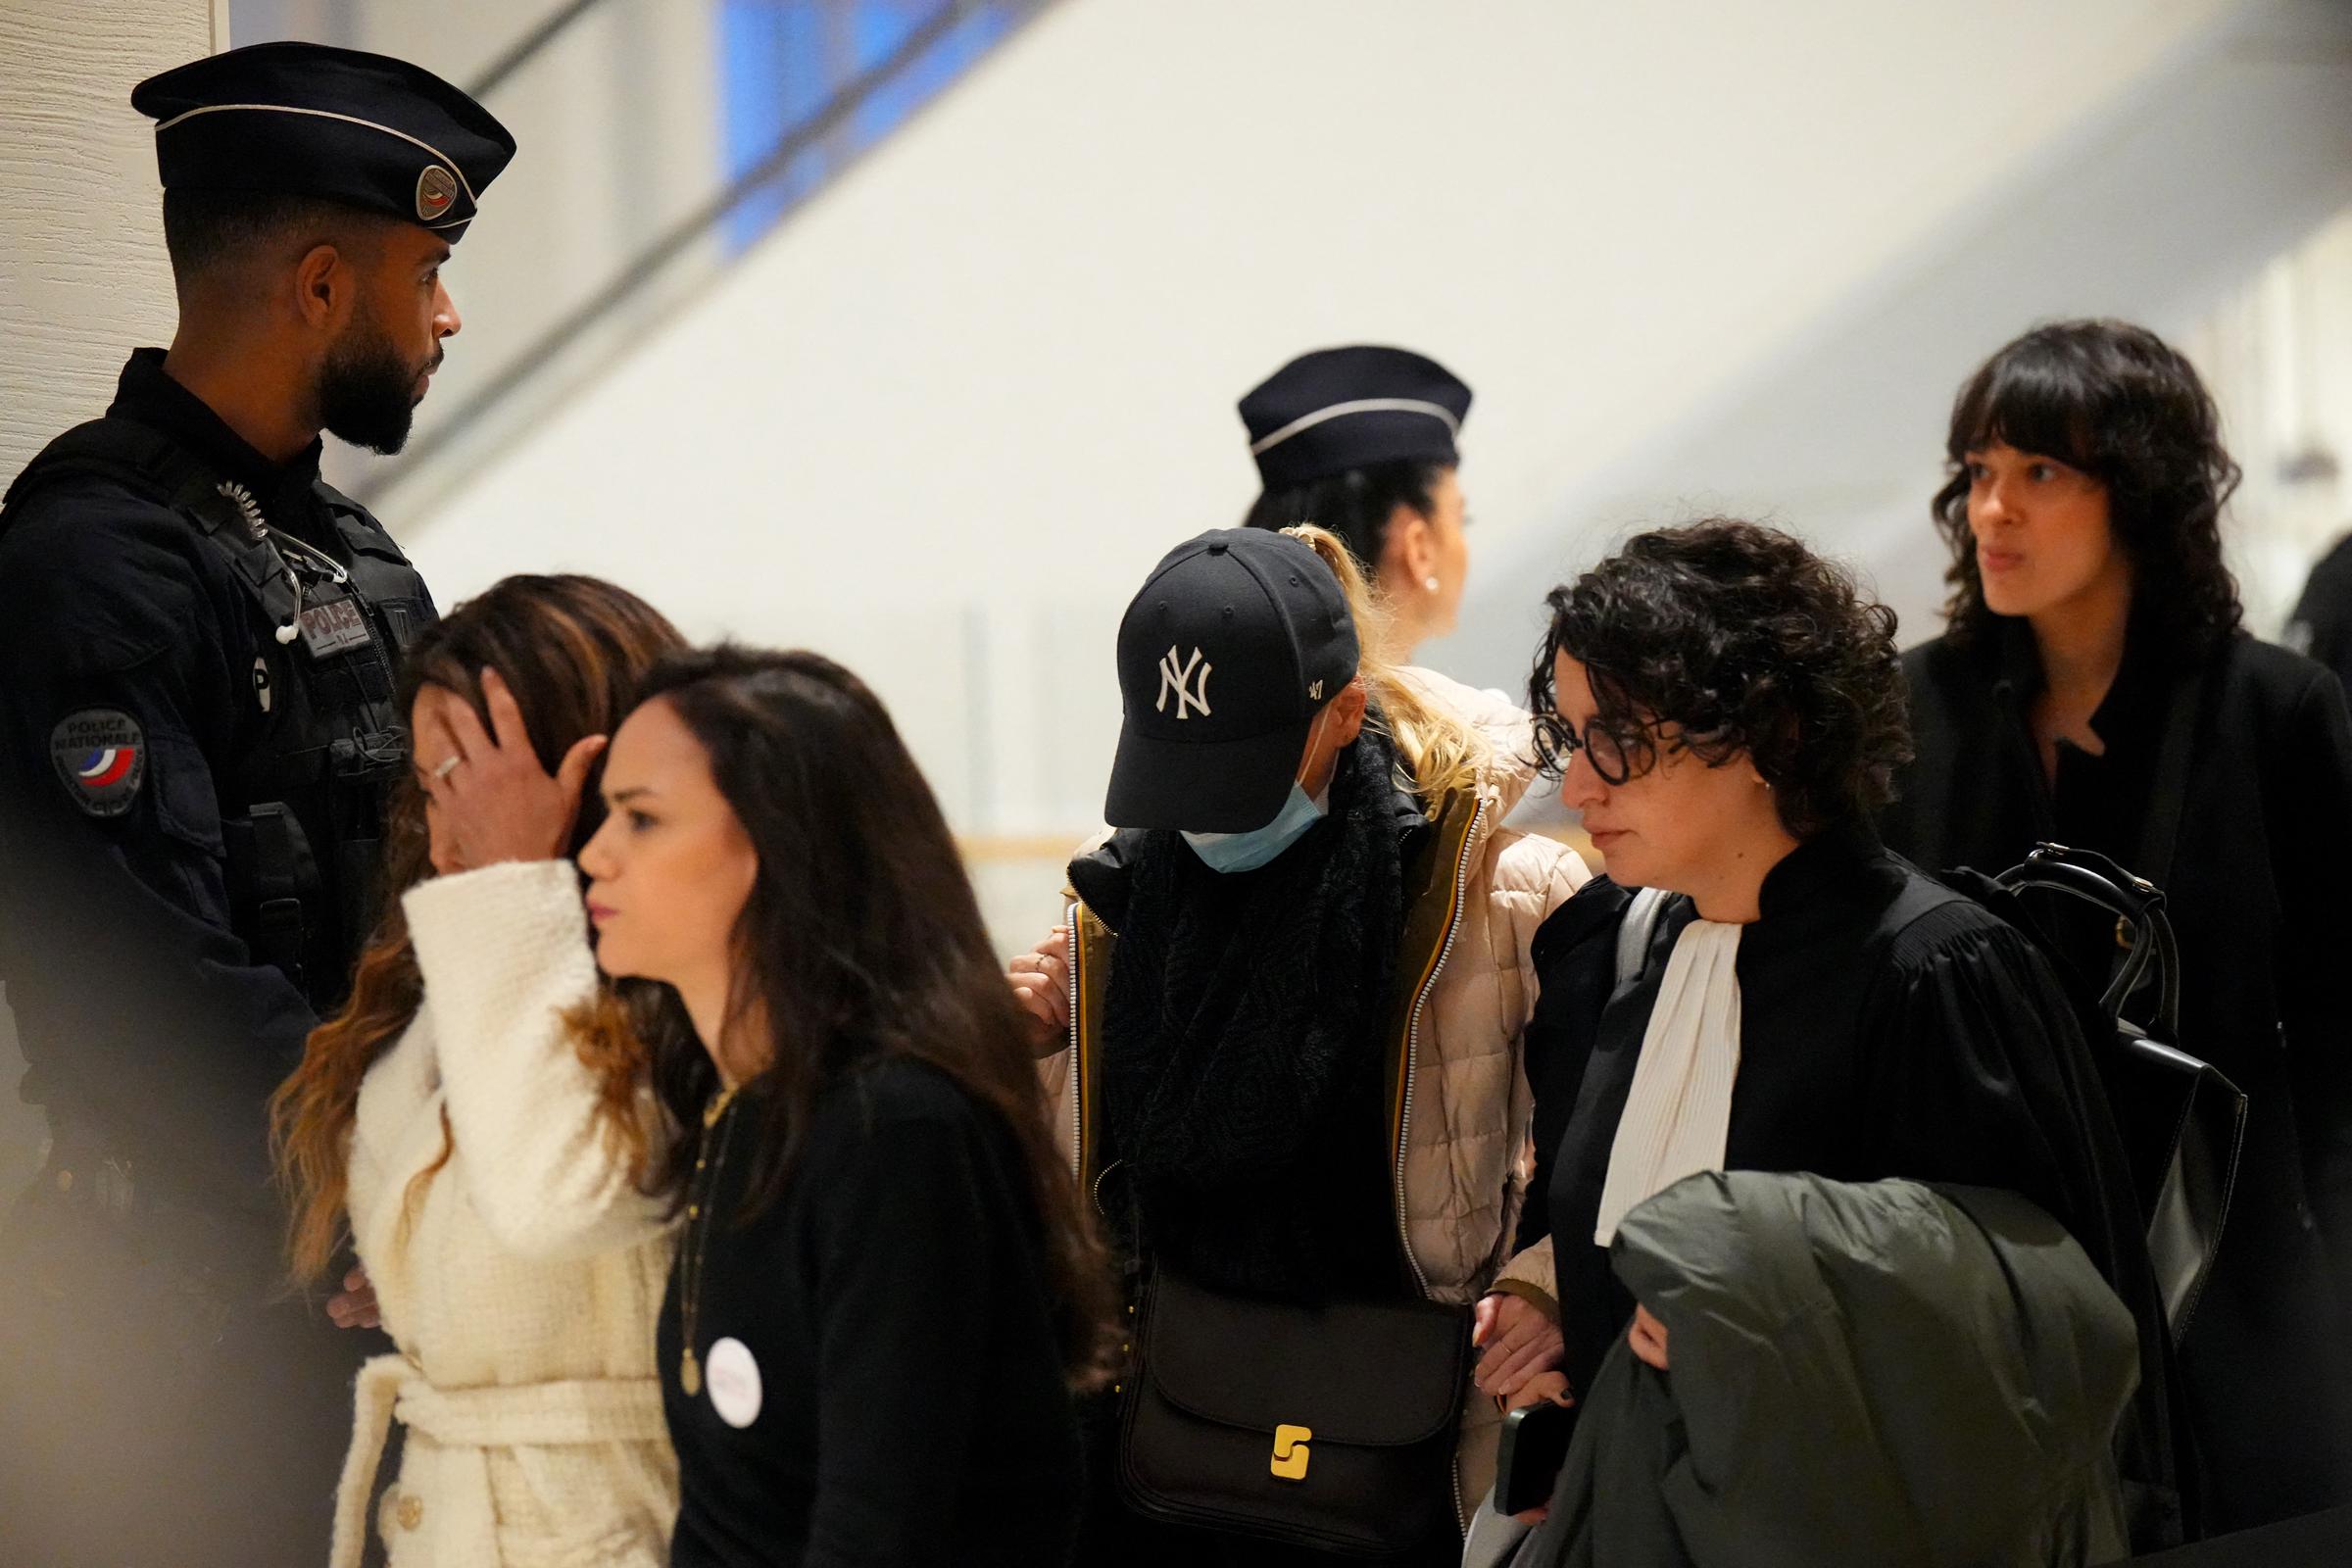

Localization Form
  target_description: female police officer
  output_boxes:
[1240,346,1475,665]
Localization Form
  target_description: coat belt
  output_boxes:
[331,1351,666,1568]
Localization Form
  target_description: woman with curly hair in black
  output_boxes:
[1489,519,2177,1563]
[1883,320,2352,1533]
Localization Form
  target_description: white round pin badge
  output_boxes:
[705,1337,762,1429]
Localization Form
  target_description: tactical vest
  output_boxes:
[1,417,435,1011]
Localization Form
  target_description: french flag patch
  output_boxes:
[50,710,146,817]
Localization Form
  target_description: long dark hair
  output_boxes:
[273,574,686,1282]
[1243,459,1449,584]
[1933,318,2243,655]
[627,646,1118,1387]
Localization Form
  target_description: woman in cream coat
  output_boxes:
[272,575,687,1567]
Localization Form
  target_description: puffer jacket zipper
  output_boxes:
[1395,798,1484,1297]
[1065,898,1084,1182]
[1395,799,1487,1536]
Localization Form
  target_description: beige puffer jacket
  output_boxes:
[1038,667,1587,1516]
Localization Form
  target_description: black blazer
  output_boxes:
[1884,623,2352,1531]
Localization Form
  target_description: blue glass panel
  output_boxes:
[720,0,1023,255]
[722,0,833,250]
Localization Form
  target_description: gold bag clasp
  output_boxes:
[1270,1423,1312,1482]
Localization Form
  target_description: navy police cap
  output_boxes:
[132,42,516,240]
[1240,345,1472,491]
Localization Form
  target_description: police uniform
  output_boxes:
[0,43,512,1568]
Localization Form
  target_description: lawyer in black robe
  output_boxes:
[1516,826,2183,1544]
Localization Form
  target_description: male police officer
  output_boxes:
[0,42,512,1567]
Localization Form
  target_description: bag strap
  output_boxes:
[2087,658,2207,1028]
[2133,662,2207,900]
[1996,847,2181,1039]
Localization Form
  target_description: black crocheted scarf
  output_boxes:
[1100,727,1412,1302]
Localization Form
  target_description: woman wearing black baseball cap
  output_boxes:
[1240,346,1475,664]
[1007,524,1586,1564]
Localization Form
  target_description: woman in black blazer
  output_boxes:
[1882,318,2352,1535]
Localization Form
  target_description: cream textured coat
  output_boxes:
[332,859,677,1568]
[1043,668,1588,1507]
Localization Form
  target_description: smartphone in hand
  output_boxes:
[1495,1400,1577,1516]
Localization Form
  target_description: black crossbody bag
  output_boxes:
[1116,1262,1470,1555]
[1089,800,1478,1554]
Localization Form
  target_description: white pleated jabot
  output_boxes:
[1592,917,1744,1246]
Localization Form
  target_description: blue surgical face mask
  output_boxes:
[1182,782,1329,873]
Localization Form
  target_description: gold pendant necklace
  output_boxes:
[678,1084,741,1399]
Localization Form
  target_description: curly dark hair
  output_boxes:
[1527,518,1913,838]
[1934,318,2243,653]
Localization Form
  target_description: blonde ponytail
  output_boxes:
[1284,524,1490,812]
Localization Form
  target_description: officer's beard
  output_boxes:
[316,306,434,456]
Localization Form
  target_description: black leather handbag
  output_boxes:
[1990,841,2247,1343]
[1117,1265,1470,1556]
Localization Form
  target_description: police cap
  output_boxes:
[132,41,516,240]
[1240,345,1472,491]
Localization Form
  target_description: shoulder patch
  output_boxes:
[50,709,147,817]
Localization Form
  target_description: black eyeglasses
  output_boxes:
[1534,713,1650,787]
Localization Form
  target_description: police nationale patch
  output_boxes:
[50,710,146,817]
[416,164,459,221]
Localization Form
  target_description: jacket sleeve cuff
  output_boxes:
[1486,1278,1559,1321]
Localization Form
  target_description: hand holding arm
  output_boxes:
[326,1265,380,1330]
[1473,1290,1566,1402]
[1007,925,1072,1054]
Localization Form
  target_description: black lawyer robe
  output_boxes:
[1516,829,2180,1545]
[1885,624,2352,1533]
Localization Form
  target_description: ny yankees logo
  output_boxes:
[1156,646,1213,719]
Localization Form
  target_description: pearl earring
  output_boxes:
[1423,575,1441,593]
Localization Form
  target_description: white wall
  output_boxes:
[224,0,727,507]
[393,0,2251,810]
[0,0,216,477]
[375,0,2352,948]
[0,0,219,1204]
[2186,208,2352,635]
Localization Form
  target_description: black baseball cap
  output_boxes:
[1240,345,1472,491]
[1106,528,1359,833]
[133,42,516,241]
